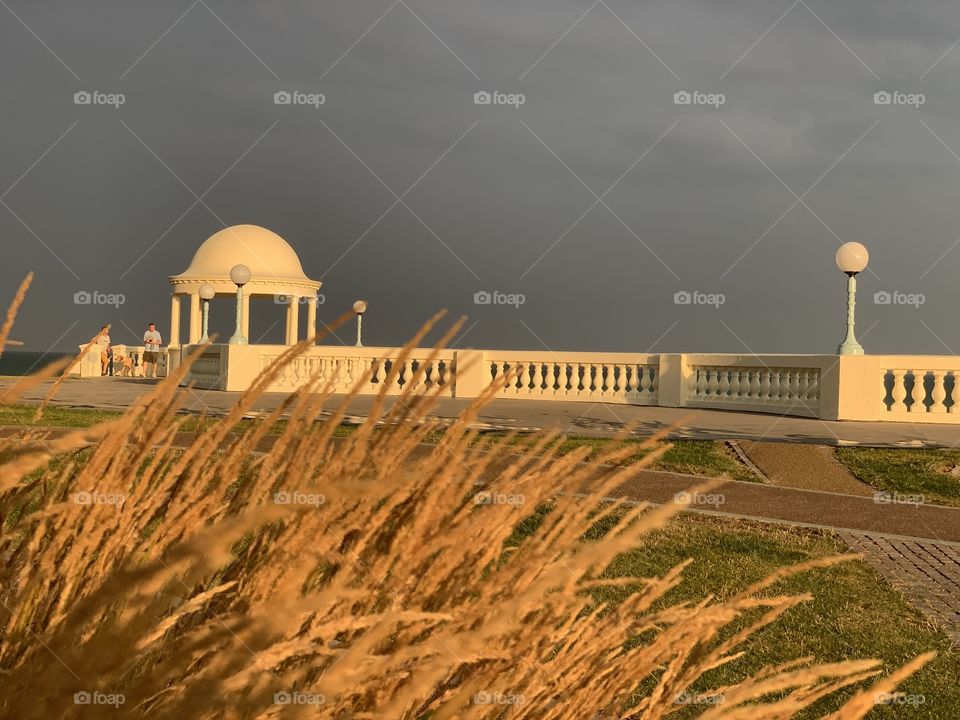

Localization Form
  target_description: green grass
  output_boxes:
[0,404,759,481]
[509,509,960,718]
[0,404,122,428]
[837,447,960,508]
[489,435,759,482]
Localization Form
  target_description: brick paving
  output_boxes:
[839,532,960,644]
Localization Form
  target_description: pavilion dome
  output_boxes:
[172,225,313,283]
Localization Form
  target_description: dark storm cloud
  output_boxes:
[3,0,960,356]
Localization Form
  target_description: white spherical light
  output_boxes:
[836,242,869,274]
[230,264,251,286]
[199,283,216,300]
[353,300,368,314]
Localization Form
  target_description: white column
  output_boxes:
[287,296,300,344]
[241,292,250,340]
[170,294,181,347]
[306,296,317,343]
[188,292,201,344]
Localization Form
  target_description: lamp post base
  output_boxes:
[837,341,864,355]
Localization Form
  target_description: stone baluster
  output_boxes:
[909,370,924,412]
[639,366,650,397]
[889,370,907,412]
[798,371,810,404]
[695,368,706,398]
[705,368,718,397]
[748,369,760,401]
[768,370,782,402]
[718,368,730,400]
[931,371,947,414]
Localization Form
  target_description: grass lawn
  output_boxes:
[0,404,122,427]
[490,434,760,482]
[511,510,960,718]
[836,447,960,508]
[0,403,759,482]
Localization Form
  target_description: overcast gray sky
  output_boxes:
[3,0,960,355]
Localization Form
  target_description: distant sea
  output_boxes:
[0,351,72,376]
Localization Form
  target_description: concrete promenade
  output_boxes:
[4,376,960,447]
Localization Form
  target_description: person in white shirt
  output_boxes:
[142,323,162,379]
[97,325,111,376]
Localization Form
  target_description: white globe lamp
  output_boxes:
[835,243,869,355]
[229,264,251,345]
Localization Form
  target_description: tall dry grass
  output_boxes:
[0,279,934,718]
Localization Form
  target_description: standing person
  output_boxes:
[97,325,111,376]
[142,322,163,379]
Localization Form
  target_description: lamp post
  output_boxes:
[198,283,215,343]
[353,300,367,347]
[229,264,251,345]
[835,242,869,355]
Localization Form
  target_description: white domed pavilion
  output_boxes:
[168,225,322,348]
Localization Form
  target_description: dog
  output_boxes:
[113,353,136,377]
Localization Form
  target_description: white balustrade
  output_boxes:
[686,362,822,417]
[487,352,659,405]
[884,368,954,416]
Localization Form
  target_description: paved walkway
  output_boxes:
[840,533,960,644]
[737,442,874,495]
[4,376,960,447]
